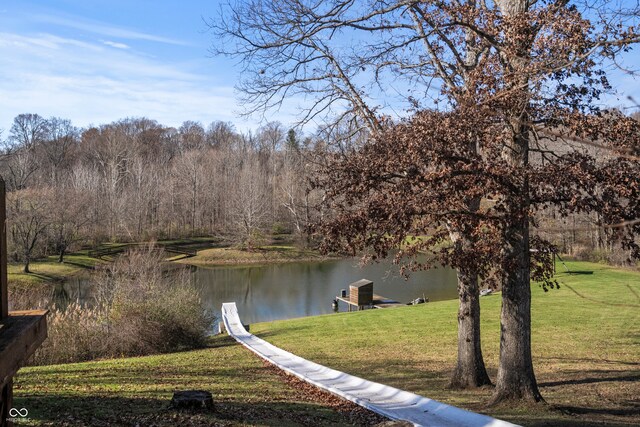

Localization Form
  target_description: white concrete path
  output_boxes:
[221,302,518,427]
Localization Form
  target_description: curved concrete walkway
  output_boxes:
[221,302,518,427]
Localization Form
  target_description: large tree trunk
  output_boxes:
[449,267,491,388]
[447,205,491,388]
[491,209,543,403]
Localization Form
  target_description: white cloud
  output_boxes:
[0,31,243,131]
[34,14,188,46]
[102,40,130,50]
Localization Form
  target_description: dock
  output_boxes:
[335,293,405,311]
[335,278,412,311]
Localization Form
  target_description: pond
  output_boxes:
[60,258,459,326]
[193,258,459,325]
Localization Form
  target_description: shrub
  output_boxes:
[8,284,52,311]
[30,244,214,365]
[32,303,109,365]
[271,223,291,235]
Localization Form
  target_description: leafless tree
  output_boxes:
[47,181,91,263]
[207,120,239,150]
[8,188,50,273]
[230,153,271,247]
[38,117,79,184]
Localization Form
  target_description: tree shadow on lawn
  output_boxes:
[536,356,640,367]
[208,334,243,349]
[252,325,316,340]
[14,395,352,426]
[20,271,64,283]
[539,372,640,387]
[556,405,640,417]
[61,260,96,270]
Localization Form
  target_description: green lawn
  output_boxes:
[179,245,331,267]
[250,261,640,426]
[13,261,640,426]
[14,337,368,426]
[9,254,105,286]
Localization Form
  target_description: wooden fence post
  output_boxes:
[0,178,48,427]
[0,179,11,426]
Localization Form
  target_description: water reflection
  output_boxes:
[194,258,458,324]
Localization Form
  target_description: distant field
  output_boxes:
[177,245,331,266]
[8,254,105,286]
[13,261,640,426]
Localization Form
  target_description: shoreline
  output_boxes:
[174,245,340,268]
[177,254,338,268]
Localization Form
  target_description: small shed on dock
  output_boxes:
[349,279,373,306]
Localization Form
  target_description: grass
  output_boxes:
[12,261,640,426]
[13,337,366,426]
[7,237,224,285]
[8,254,105,285]
[250,261,640,426]
[179,245,331,267]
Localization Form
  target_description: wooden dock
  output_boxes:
[335,293,405,311]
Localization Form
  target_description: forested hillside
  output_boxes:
[1,114,321,263]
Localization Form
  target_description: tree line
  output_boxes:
[1,113,320,272]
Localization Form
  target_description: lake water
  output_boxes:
[61,258,459,325]
[193,258,459,325]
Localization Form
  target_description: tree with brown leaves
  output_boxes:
[211,0,640,403]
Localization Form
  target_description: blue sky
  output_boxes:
[0,1,638,135]
[0,0,291,133]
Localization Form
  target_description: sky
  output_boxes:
[0,0,293,134]
[0,0,638,136]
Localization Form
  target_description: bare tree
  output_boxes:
[173,149,207,236]
[4,149,39,191]
[5,113,48,151]
[2,114,49,190]
[83,124,132,240]
[38,117,79,184]
[207,121,239,150]
[8,188,50,273]
[179,121,206,151]
[230,153,271,247]
[47,182,91,263]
